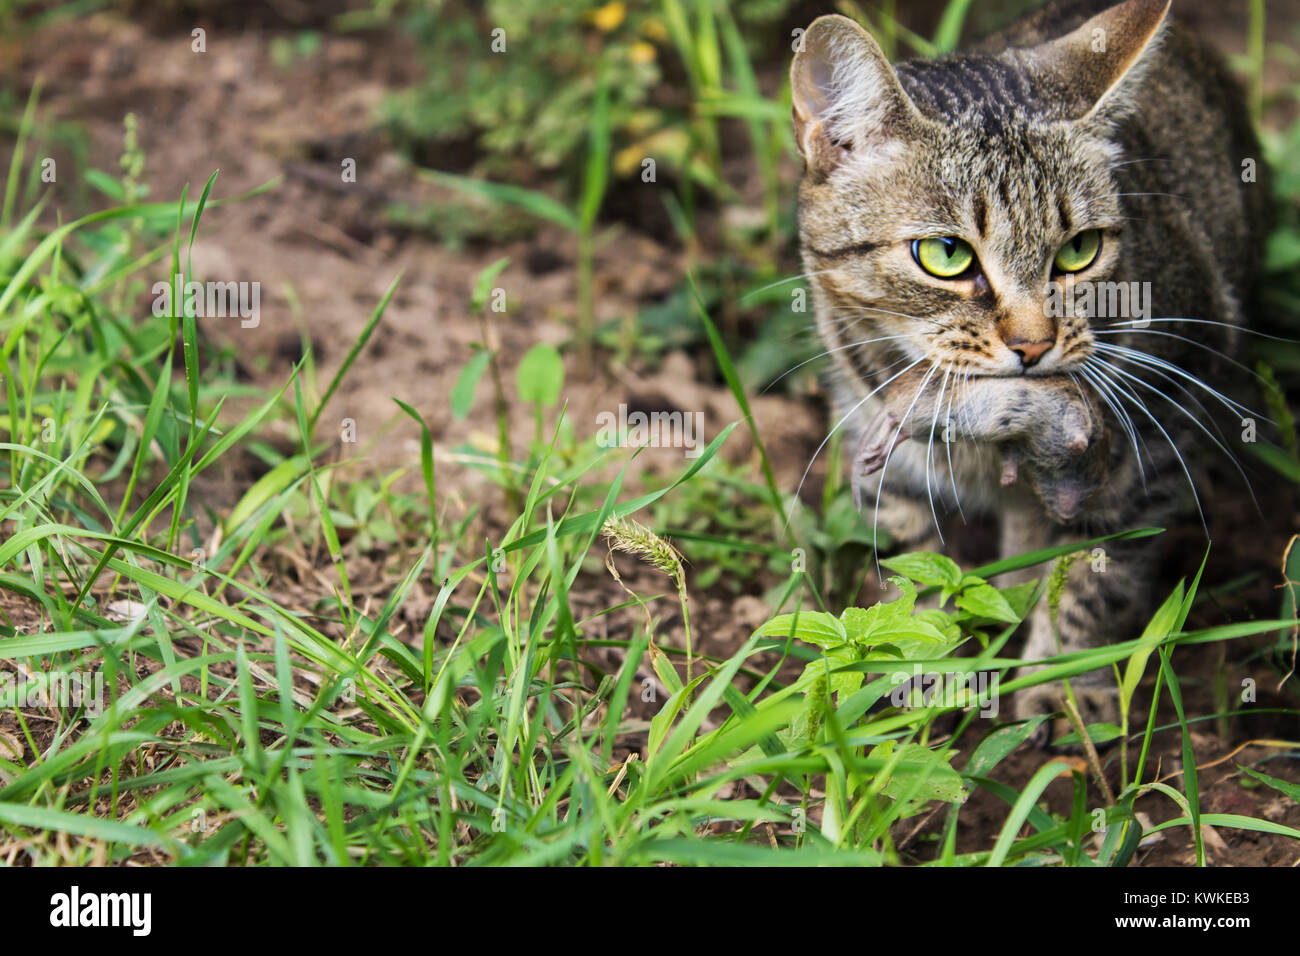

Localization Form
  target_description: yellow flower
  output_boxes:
[590,1,626,32]
[628,41,656,65]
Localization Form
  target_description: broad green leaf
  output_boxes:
[754,611,845,648]
[451,350,492,421]
[913,609,962,644]
[841,577,915,638]
[955,582,1020,623]
[965,717,1050,778]
[882,552,962,589]
[516,343,564,407]
[862,618,952,651]
[995,580,1039,619]
[789,646,863,702]
[870,741,967,814]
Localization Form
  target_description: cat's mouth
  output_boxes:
[963,351,1086,379]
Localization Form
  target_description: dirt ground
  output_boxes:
[4,2,1298,865]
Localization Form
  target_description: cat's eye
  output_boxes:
[912,237,976,279]
[1053,230,1101,273]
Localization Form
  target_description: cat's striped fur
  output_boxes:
[791,0,1269,727]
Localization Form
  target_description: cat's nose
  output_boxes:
[995,305,1055,369]
[1007,339,1053,368]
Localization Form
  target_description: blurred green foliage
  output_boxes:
[380,0,664,178]
[379,0,796,185]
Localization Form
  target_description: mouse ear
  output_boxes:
[1014,0,1170,121]
[791,15,923,177]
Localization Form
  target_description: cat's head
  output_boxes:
[793,0,1169,377]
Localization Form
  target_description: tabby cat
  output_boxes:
[791,0,1269,728]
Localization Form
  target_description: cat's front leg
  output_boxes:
[1010,527,1158,740]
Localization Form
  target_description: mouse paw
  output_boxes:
[851,409,908,509]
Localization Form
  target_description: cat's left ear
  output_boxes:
[1018,0,1171,120]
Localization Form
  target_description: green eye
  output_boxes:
[1054,230,1101,273]
[912,237,976,278]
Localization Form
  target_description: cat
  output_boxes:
[791,0,1270,731]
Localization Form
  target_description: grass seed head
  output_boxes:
[601,516,685,588]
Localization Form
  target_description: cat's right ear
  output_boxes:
[791,15,919,177]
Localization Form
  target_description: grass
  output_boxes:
[0,1,1298,867]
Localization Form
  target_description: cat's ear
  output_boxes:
[1021,0,1170,120]
[791,15,921,176]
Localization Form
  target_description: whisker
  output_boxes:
[1087,357,1208,534]
[873,361,939,583]
[958,366,975,436]
[1090,327,1268,385]
[1093,357,1261,514]
[1115,191,1185,200]
[925,365,950,544]
[761,335,914,393]
[789,357,925,517]
[1102,316,1300,344]
[1086,361,1152,467]
[1085,357,1152,460]
[740,269,836,303]
[1065,370,1091,419]
[1092,342,1269,423]
[1110,157,1173,168]
[1079,362,1149,490]
[817,311,946,336]
[1097,335,1248,447]
[826,304,953,330]
[945,368,967,525]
